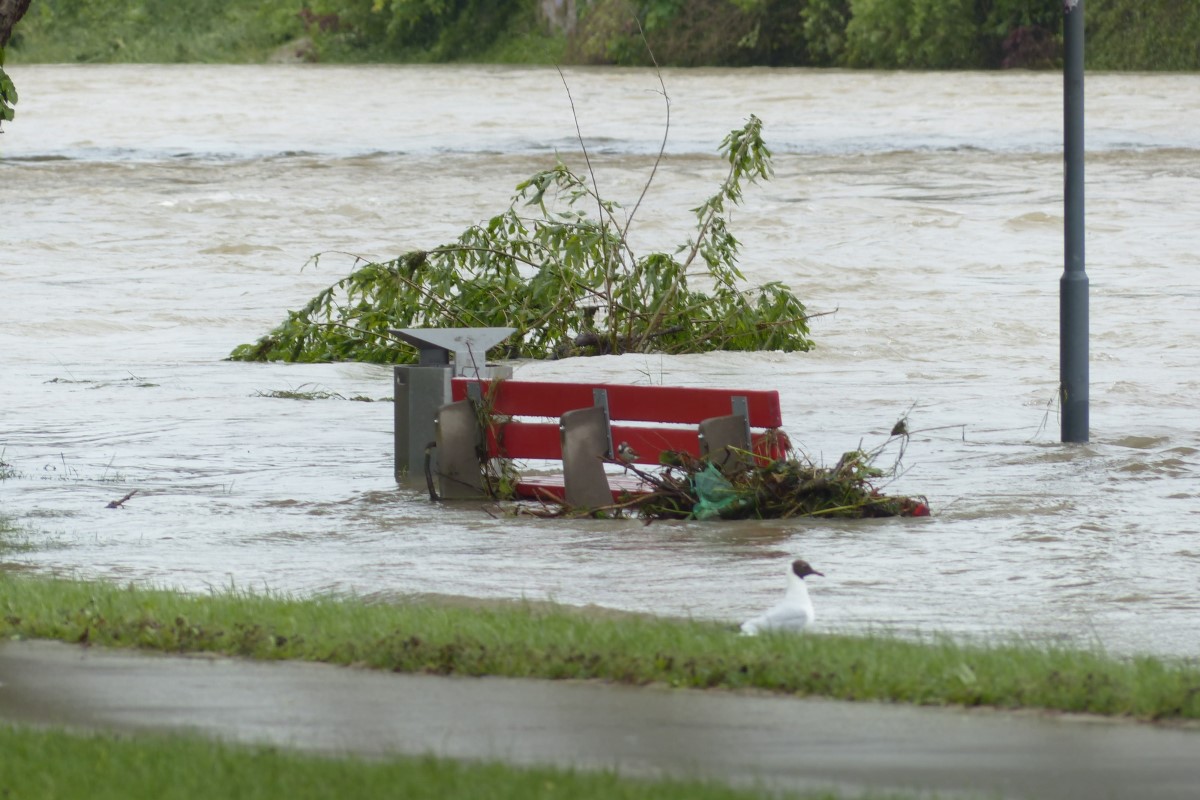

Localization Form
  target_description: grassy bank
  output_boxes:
[3,575,1200,721]
[6,0,309,63]
[1,723,879,800]
[6,0,563,65]
[7,0,1200,70]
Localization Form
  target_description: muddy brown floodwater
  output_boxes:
[1,65,1200,656]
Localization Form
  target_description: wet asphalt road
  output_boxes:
[1,640,1197,799]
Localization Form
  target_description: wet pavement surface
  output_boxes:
[2,640,1198,799]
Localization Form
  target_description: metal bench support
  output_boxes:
[392,327,513,484]
[434,399,487,499]
[560,390,614,509]
[698,396,753,475]
[394,366,452,483]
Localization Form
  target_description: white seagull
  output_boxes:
[740,559,823,635]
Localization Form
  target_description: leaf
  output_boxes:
[0,63,17,126]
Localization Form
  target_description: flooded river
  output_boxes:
[1,65,1199,657]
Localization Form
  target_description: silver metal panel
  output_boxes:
[434,399,486,499]
[591,388,614,461]
[560,406,614,510]
[388,327,516,377]
[394,365,453,483]
[730,395,752,444]
[699,414,753,475]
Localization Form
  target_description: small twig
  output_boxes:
[106,490,137,509]
[603,459,678,494]
[423,442,440,502]
[555,67,616,271]
[429,243,545,272]
[1027,394,1058,443]
[909,423,968,440]
[301,250,381,271]
[805,497,893,517]
[620,13,670,246]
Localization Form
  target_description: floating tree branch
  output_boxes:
[230,114,814,365]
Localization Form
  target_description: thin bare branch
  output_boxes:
[620,14,671,245]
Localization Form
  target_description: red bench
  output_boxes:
[431,377,790,508]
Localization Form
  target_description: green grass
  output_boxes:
[6,0,566,66]
[475,29,567,65]
[8,0,308,64]
[3,575,1200,721]
[1,722,880,800]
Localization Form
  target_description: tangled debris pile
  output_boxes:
[515,433,929,521]
[617,450,928,521]
[645,453,926,520]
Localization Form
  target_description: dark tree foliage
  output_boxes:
[0,0,32,47]
[0,0,31,129]
[561,0,1200,71]
[309,0,531,61]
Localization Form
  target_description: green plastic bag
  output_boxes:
[691,464,746,520]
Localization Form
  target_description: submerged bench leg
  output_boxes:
[434,399,487,499]
[560,406,614,510]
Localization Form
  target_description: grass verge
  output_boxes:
[8,0,308,64]
[2,575,1200,722]
[6,0,566,66]
[0,722,875,800]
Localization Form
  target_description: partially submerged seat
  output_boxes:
[432,378,787,509]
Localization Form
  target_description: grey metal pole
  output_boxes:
[1061,0,1089,442]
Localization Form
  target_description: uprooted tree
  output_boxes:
[230,113,815,364]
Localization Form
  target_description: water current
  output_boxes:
[2,65,1199,657]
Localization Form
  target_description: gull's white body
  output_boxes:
[740,562,817,635]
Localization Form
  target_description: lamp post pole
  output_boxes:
[1061,0,1089,442]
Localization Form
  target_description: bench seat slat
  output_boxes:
[489,422,700,464]
[487,421,790,464]
[453,378,783,428]
[514,473,653,503]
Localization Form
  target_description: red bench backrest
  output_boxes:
[451,379,783,427]
[450,378,788,464]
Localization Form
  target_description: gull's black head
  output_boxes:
[792,559,824,579]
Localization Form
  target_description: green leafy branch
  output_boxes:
[0,48,17,130]
[230,109,815,364]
